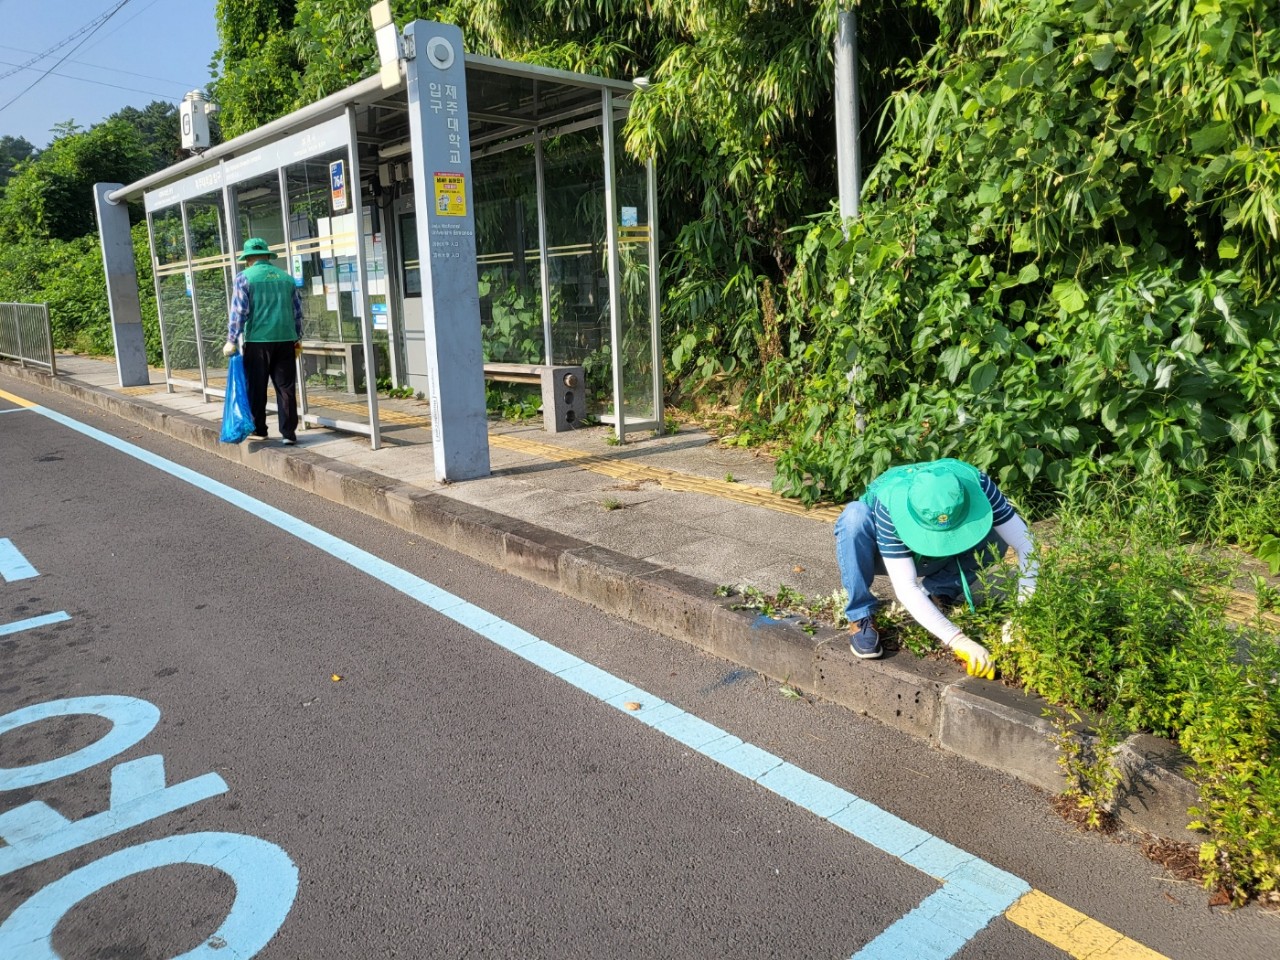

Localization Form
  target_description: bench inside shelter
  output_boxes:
[300,340,365,394]
[483,362,586,432]
[299,346,586,434]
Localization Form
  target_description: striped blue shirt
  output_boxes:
[867,471,1015,560]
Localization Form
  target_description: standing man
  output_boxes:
[834,458,1038,678]
[222,238,303,444]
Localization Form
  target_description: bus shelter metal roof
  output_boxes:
[109,56,636,204]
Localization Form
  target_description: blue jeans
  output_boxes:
[833,501,1008,622]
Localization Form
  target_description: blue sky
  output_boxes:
[0,0,221,148]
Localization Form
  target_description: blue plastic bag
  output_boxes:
[219,353,256,443]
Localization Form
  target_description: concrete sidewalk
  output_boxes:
[0,355,1201,842]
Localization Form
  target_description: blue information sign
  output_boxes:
[330,159,347,212]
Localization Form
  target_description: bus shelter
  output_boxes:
[95,18,662,481]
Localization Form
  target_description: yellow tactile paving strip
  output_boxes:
[1007,890,1169,959]
[489,433,845,522]
[304,397,430,427]
[1225,591,1280,631]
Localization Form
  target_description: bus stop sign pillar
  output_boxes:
[94,183,150,387]
[403,20,491,482]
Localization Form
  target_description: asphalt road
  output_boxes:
[1,378,1278,959]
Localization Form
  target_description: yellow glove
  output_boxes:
[222,341,238,358]
[949,634,995,679]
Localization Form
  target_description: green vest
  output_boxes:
[241,261,297,343]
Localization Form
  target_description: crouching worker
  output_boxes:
[834,458,1038,678]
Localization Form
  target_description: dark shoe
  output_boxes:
[848,618,882,659]
[281,434,297,445]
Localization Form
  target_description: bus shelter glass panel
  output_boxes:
[234,173,287,256]
[151,204,200,384]
[543,129,608,409]
[283,149,375,409]
[361,206,390,360]
[186,192,233,395]
[612,113,657,426]
[474,147,541,364]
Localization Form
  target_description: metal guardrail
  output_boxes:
[0,302,56,374]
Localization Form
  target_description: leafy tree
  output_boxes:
[211,0,303,136]
[0,134,37,190]
[0,120,151,243]
[0,220,160,362]
[108,101,186,174]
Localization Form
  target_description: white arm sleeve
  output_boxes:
[882,555,962,644]
[993,514,1039,599]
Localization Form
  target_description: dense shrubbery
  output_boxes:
[0,222,160,362]
[0,114,168,363]
[973,473,1280,903]
[750,0,1279,505]
[0,120,151,244]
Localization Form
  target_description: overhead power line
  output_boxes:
[0,57,177,102]
[0,0,136,117]
[0,0,134,84]
[0,42,200,90]
[79,0,167,58]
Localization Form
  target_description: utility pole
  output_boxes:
[835,9,863,225]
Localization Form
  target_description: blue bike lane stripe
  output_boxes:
[1,612,71,637]
[24,402,1030,958]
[0,539,40,581]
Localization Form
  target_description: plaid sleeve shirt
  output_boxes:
[226,271,304,343]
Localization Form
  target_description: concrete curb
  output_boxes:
[2,364,1203,842]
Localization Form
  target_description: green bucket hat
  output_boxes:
[886,461,993,557]
[236,237,275,262]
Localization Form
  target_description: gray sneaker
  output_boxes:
[848,618,882,659]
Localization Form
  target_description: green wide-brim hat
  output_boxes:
[236,237,275,261]
[886,461,993,557]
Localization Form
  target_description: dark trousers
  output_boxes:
[242,341,298,438]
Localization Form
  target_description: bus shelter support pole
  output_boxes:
[94,183,150,387]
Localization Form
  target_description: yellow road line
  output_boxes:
[1007,890,1169,959]
[490,433,844,522]
[0,387,36,407]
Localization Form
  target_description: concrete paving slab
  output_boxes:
[538,504,717,560]
[643,535,782,587]
[684,502,834,552]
